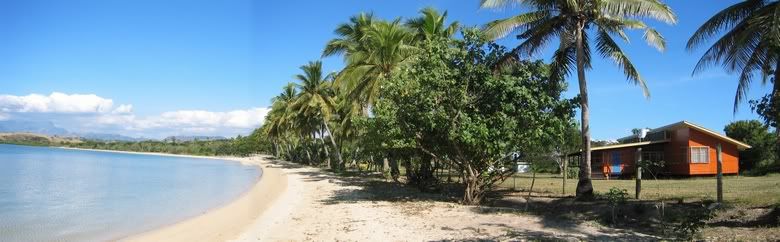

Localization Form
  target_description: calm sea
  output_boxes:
[0,144,260,242]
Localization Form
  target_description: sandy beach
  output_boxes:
[232,159,658,241]
[59,147,659,241]
[56,148,664,241]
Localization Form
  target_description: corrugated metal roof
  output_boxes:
[566,121,753,156]
[614,120,751,150]
[567,140,669,156]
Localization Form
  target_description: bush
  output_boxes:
[566,166,579,179]
[603,187,629,224]
[671,206,713,240]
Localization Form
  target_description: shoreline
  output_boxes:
[57,147,288,242]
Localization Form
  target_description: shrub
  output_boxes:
[603,187,629,224]
[671,206,713,241]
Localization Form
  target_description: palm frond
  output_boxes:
[599,0,678,24]
[691,19,752,75]
[643,28,666,51]
[549,35,577,82]
[595,29,650,97]
[514,16,568,56]
[482,10,550,40]
[480,0,557,10]
[686,0,763,50]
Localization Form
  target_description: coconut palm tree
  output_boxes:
[265,83,298,158]
[332,19,416,109]
[291,60,345,169]
[481,0,677,199]
[405,7,460,41]
[687,0,780,158]
[323,12,376,60]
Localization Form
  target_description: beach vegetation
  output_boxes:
[375,30,576,204]
[480,0,677,200]
[725,120,778,174]
[687,0,780,165]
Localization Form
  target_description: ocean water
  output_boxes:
[0,144,260,242]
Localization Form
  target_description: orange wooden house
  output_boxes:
[567,121,751,178]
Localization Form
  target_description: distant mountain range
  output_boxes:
[0,120,224,142]
[0,120,69,136]
[163,136,227,142]
[79,133,150,142]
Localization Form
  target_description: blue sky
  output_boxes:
[0,0,771,139]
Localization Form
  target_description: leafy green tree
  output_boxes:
[750,94,778,131]
[383,30,576,204]
[481,0,676,199]
[725,120,777,173]
[687,0,780,161]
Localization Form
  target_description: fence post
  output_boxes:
[717,143,723,203]
[636,147,642,199]
[563,156,568,195]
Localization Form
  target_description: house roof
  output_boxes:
[618,120,751,150]
[566,121,753,156]
[591,139,670,151]
[566,139,670,156]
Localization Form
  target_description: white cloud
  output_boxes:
[113,104,133,114]
[1,92,270,138]
[0,92,119,113]
[108,107,269,130]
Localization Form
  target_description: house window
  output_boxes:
[641,151,663,162]
[690,147,709,163]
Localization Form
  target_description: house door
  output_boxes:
[610,152,622,176]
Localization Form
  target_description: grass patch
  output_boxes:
[496,173,780,207]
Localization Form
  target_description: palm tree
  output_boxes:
[687,0,780,158]
[406,7,460,41]
[265,83,298,158]
[331,19,416,109]
[481,0,676,199]
[291,60,345,169]
[323,12,376,60]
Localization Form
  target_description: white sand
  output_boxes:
[61,148,655,241]
[234,158,658,241]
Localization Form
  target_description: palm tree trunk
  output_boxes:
[383,157,390,174]
[322,119,344,170]
[301,134,313,164]
[774,60,780,161]
[575,22,594,200]
[318,128,331,169]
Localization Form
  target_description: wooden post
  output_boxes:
[562,156,568,195]
[636,147,642,199]
[717,143,723,203]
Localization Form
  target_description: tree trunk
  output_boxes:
[383,157,390,174]
[305,147,312,165]
[575,21,594,200]
[318,129,331,169]
[390,158,400,182]
[774,60,780,162]
[287,144,293,161]
[322,120,344,171]
[462,163,482,205]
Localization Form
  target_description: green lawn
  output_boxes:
[496,173,780,207]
